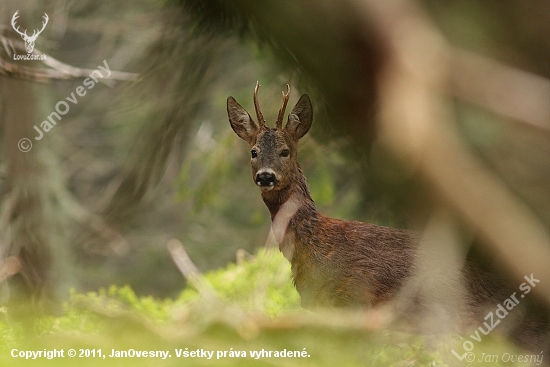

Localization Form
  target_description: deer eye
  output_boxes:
[281,149,290,157]
[251,149,258,158]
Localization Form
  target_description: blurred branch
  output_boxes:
[167,238,260,338]
[451,49,550,131]
[167,238,216,299]
[0,36,139,84]
[361,0,550,301]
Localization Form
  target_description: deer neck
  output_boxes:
[261,165,315,220]
[261,165,317,251]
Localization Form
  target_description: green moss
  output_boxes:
[178,249,300,316]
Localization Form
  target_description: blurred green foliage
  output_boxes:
[178,249,300,317]
[0,248,529,367]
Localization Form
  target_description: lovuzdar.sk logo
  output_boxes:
[11,10,48,61]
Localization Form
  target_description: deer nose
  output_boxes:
[255,170,278,188]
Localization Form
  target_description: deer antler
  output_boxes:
[11,11,28,38]
[254,81,266,127]
[11,11,48,41]
[276,84,291,130]
[29,13,48,40]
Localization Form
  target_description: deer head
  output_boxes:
[11,11,49,54]
[227,82,313,192]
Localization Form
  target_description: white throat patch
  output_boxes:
[269,193,301,261]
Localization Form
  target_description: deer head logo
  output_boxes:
[11,11,49,54]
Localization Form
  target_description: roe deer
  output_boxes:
[227,82,549,355]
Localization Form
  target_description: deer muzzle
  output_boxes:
[255,169,278,191]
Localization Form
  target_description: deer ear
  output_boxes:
[285,94,312,141]
[227,96,259,145]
